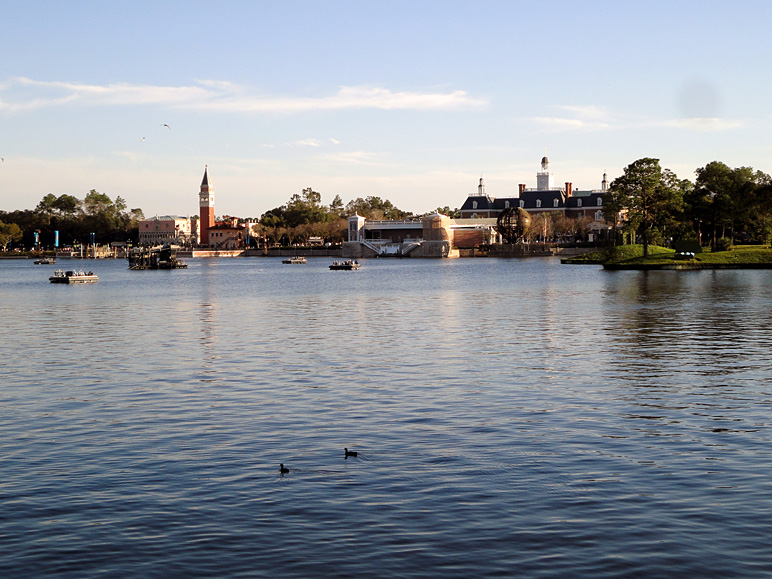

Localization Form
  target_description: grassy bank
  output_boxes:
[562,245,772,267]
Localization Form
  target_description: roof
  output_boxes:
[201,167,209,187]
[210,221,245,231]
[459,195,495,212]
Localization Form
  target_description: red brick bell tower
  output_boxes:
[198,166,214,247]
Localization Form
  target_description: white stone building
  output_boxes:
[138,216,194,246]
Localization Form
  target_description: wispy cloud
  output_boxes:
[528,104,744,134]
[531,116,611,131]
[322,151,388,166]
[295,138,323,147]
[529,105,614,132]
[659,117,745,131]
[0,77,488,113]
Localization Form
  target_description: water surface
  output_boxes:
[2,257,772,577]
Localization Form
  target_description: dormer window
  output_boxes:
[536,200,542,208]
[597,197,603,206]
[472,201,478,210]
[519,200,524,208]
[553,198,559,208]
[504,200,510,209]
[577,199,582,208]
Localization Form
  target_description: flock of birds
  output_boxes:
[279,448,358,475]
[141,123,172,142]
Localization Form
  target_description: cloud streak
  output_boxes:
[528,104,744,134]
[0,77,487,113]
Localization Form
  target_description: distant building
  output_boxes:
[342,155,615,257]
[138,216,194,246]
[459,156,610,228]
[206,219,248,249]
[195,167,259,249]
[198,166,215,247]
[344,212,498,258]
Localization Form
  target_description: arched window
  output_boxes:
[504,200,510,209]
[577,199,582,208]
[553,198,559,208]
[536,199,542,208]
[595,210,603,220]
[519,200,524,208]
[597,197,603,206]
[472,201,478,210]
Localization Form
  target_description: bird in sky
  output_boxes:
[163,124,171,130]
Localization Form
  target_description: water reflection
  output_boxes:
[4,259,772,577]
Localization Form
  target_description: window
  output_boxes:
[577,199,582,208]
[519,200,524,208]
[597,197,603,206]
[504,200,510,209]
[536,200,542,208]
[553,198,559,208]
[472,201,478,209]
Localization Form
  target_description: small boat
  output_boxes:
[49,269,99,284]
[128,245,188,270]
[282,256,307,264]
[329,260,361,270]
[34,257,56,265]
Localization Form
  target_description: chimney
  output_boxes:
[518,183,526,195]
[565,182,573,197]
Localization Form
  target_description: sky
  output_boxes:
[2,0,771,218]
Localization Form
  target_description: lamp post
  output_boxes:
[709,191,717,251]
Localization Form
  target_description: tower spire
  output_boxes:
[199,166,214,247]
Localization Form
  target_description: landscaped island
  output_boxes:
[562,245,772,269]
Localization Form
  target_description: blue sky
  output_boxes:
[2,0,771,218]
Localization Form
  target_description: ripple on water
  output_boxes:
[2,260,772,577]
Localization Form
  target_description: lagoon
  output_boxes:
[2,257,772,577]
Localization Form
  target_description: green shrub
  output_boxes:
[714,237,733,252]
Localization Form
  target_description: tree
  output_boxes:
[435,206,461,218]
[52,194,81,216]
[692,161,771,245]
[607,158,682,257]
[344,196,412,220]
[0,221,23,251]
[329,194,345,218]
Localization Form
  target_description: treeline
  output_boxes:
[0,191,144,250]
[253,188,415,245]
[602,158,772,256]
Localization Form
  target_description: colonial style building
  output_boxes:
[459,156,609,224]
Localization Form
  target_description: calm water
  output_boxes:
[2,256,772,578]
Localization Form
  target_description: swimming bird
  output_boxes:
[279,463,289,474]
[344,448,358,458]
